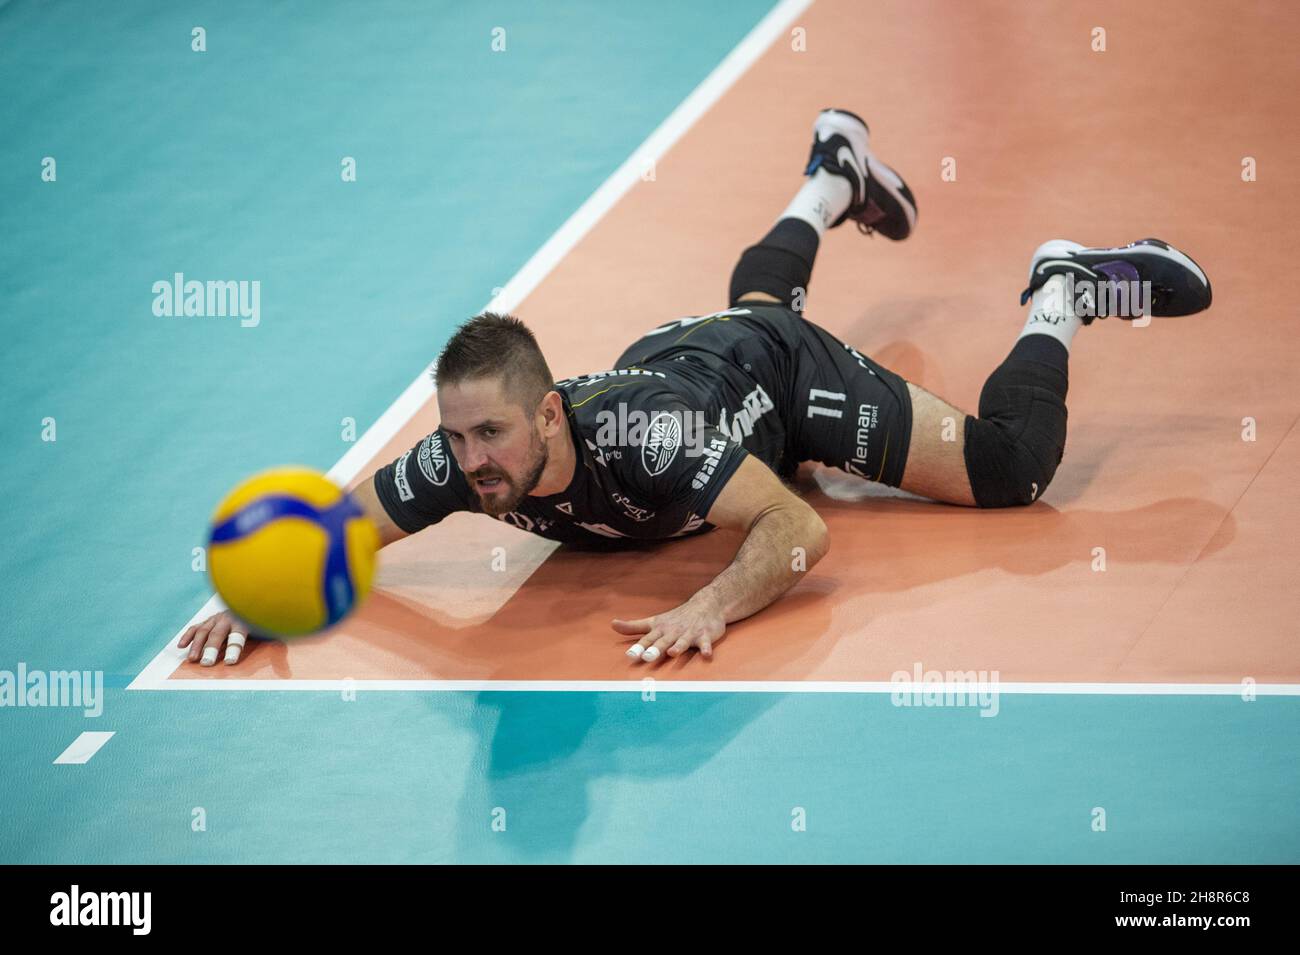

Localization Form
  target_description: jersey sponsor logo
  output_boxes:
[611,492,654,523]
[843,342,878,376]
[416,433,450,486]
[585,437,622,467]
[555,501,573,515]
[576,521,628,539]
[500,512,534,531]
[500,511,552,533]
[691,437,729,490]
[595,405,707,460]
[672,512,706,537]
[719,383,775,442]
[852,403,880,469]
[394,449,415,502]
[642,412,682,477]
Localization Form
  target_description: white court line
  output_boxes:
[53,731,115,764]
[136,679,1300,696]
[130,0,815,693]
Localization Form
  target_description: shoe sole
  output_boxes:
[865,157,917,238]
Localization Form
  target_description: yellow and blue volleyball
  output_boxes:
[207,467,380,638]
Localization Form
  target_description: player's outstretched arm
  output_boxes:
[349,474,413,548]
[614,455,829,664]
[177,472,409,668]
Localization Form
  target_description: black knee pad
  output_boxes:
[728,244,812,310]
[963,358,1068,507]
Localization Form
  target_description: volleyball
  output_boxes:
[207,467,380,638]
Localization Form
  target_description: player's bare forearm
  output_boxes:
[694,501,829,623]
[614,455,829,663]
[614,498,828,664]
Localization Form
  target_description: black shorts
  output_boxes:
[735,305,914,487]
[614,304,913,487]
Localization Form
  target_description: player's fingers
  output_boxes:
[186,621,215,662]
[702,623,728,657]
[224,631,247,665]
[665,633,696,658]
[626,628,662,661]
[199,619,231,667]
[177,625,197,649]
[641,632,679,664]
[612,617,654,637]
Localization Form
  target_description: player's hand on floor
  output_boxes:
[613,594,726,664]
[178,610,250,667]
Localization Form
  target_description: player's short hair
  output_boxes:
[435,312,556,412]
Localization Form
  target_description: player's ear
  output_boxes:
[537,389,566,437]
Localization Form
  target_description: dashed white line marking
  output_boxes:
[54,731,115,764]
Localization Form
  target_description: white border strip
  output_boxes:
[132,595,225,689]
[137,678,1300,696]
[130,0,815,693]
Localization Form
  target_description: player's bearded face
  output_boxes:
[440,377,553,518]
[469,421,548,517]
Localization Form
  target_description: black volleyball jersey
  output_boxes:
[373,306,803,545]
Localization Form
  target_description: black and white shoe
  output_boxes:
[805,108,917,240]
[1021,238,1213,321]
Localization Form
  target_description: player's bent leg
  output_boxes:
[898,382,977,506]
[967,336,1069,507]
[901,334,1069,508]
[729,219,819,309]
[728,108,917,309]
[787,306,1069,509]
[735,291,784,305]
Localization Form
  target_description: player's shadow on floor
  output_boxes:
[449,686,782,861]
[802,469,1235,586]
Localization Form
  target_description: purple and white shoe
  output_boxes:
[1021,238,1212,321]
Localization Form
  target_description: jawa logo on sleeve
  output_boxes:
[417,433,450,487]
[642,413,683,477]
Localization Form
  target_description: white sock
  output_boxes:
[1018,274,1083,351]
[780,168,853,237]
